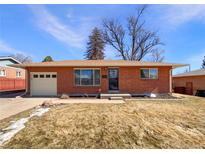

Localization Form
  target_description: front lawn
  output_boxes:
[2,95,205,148]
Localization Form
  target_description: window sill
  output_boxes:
[140,78,158,80]
[74,85,101,87]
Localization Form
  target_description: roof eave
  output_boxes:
[10,64,189,68]
[0,57,22,64]
[173,74,205,78]
[171,64,189,69]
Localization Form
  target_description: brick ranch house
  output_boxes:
[0,56,25,92]
[12,60,186,97]
[173,69,205,96]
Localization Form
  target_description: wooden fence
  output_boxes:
[0,78,25,92]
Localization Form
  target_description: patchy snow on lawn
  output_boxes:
[30,107,50,117]
[0,107,50,145]
[150,93,157,98]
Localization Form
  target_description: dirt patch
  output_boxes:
[2,96,205,148]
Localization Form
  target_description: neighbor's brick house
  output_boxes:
[0,56,25,92]
[12,60,186,96]
[173,69,205,95]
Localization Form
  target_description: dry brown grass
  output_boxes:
[2,95,205,149]
[0,108,33,131]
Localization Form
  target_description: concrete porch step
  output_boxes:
[109,97,124,100]
[100,93,131,99]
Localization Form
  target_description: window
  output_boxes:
[150,69,158,79]
[52,74,57,78]
[141,69,149,79]
[33,74,38,78]
[140,68,158,79]
[94,69,100,85]
[0,70,6,76]
[46,74,51,78]
[40,74,44,78]
[75,70,80,85]
[16,71,21,77]
[74,69,100,86]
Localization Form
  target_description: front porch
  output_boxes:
[68,92,152,99]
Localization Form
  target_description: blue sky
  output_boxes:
[0,4,205,73]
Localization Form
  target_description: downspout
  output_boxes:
[25,68,28,95]
[169,68,173,94]
[22,69,28,96]
[18,68,28,97]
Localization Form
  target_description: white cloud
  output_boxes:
[161,5,205,27]
[29,5,87,49]
[0,40,25,54]
[65,10,98,36]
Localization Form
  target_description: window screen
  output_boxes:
[140,68,158,79]
[74,69,100,86]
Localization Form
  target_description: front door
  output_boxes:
[108,68,119,91]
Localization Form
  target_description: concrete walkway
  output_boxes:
[54,98,125,104]
[0,98,124,120]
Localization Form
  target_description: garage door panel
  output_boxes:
[30,72,57,96]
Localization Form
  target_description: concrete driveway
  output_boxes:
[0,98,52,120]
[0,97,124,120]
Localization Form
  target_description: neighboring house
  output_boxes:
[12,60,186,96]
[173,69,205,96]
[0,56,25,92]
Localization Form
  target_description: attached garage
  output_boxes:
[30,72,57,96]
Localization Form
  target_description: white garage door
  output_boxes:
[30,72,57,96]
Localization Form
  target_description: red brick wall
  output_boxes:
[173,76,205,95]
[27,66,171,95]
[119,66,171,93]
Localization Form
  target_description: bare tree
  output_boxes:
[149,50,164,62]
[103,5,162,61]
[11,53,32,63]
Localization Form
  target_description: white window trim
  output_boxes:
[140,68,158,79]
[74,68,101,86]
[16,71,21,78]
[30,72,57,79]
[0,69,6,77]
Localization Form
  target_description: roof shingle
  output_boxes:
[10,60,187,68]
[173,69,205,77]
